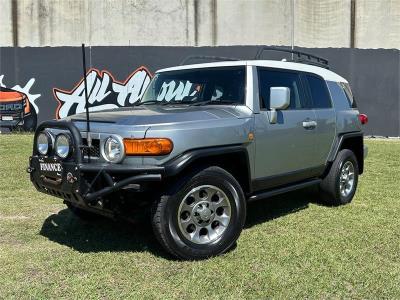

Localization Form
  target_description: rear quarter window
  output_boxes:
[326,81,354,110]
[340,82,357,108]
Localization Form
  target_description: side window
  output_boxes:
[306,75,332,109]
[340,82,357,108]
[258,69,307,110]
[326,81,351,110]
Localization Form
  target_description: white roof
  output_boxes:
[157,60,348,83]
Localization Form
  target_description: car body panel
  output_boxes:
[254,110,318,179]
[312,108,337,165]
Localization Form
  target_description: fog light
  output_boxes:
[37,131,53,155]
[55,134,71,159]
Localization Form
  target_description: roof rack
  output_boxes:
[255,46,329,69]
[180,55,239,65]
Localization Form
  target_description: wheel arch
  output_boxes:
[328,132,364,174]
[163,145,252,195]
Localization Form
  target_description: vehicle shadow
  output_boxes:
[39,209,168,257]
[245,188,318,229]
[39,188,319,256]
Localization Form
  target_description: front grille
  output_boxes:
[0,110,23,118]
[81,138,100,158]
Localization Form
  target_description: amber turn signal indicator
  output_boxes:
[123,138,173,156]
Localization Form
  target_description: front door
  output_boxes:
[254,68,319,190]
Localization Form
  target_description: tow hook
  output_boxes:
[26,167,35,173]
[66,172,77,184]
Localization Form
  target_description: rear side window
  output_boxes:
[340,82,357,108]
[258,68,307,110]
[305,75,332,109]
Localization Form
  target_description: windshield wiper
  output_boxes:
[134,100,163,106]
[191,100,238,106]
[161,99,195,105]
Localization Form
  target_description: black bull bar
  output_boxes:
[28,120,163,204]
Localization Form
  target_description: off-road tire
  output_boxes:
[319,149,359,206]
[151,166,246,260]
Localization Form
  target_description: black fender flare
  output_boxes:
[327,131,364,174]
[163,144,252,192]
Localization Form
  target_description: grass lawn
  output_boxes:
[0,134,399,299]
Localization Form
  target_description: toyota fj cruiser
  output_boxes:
[28,49,368,260]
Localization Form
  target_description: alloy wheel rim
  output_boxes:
[339,161,355,197]
[177,185,232,245]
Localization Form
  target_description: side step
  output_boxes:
[248,178,321,202]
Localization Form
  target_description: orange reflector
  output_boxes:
[123,138,173,156]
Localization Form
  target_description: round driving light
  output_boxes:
[103,136,124,163]
[37,132,52,155]
[55,134,71,159]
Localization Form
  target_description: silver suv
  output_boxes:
[28,51,368,260]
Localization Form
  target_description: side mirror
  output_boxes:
[269,87,290,124]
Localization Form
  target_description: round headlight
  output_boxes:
[37,131,52,155]
[55,134,71,159]
[103,136,124,163]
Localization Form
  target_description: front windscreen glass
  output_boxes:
[140,66,246,105]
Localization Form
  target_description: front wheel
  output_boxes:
[151,166,246,260]
[319,149,359,205]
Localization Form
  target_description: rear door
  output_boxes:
[254,68,318,189]
[303,74,336,166]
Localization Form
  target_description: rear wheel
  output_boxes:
[319,149,359,205]
[151,166,246,260]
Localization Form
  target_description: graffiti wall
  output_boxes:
[0,46,399,136]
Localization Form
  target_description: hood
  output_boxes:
[0,87,25,103]
[66,105,248,126]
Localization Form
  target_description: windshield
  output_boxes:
[140,66,246,105]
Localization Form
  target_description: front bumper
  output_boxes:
[0,110,24,127]
[0,118,23,127]
[28,157,163,204]
[28,120,164,206]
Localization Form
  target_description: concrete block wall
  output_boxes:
[355,0,400,49]
[0,0,399,48]
[0,0,13,46]
[294,0,351,48]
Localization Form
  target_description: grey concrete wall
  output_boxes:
[0,0,399,49]
[214,0,293,46]
[294,0,351,48]
[355,0,400,49]
[0,0,13,46]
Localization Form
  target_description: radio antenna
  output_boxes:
[81,43,92,152]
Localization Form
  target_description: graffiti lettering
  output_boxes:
[54,67,152,119]
[157,81,194,101]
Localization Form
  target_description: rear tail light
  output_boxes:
[358,113,368,125]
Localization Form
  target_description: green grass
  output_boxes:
[0,135,399,299]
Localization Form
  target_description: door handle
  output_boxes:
[302,120,317,129]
